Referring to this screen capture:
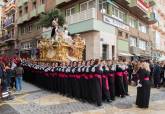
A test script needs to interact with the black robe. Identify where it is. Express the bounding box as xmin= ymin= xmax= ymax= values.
xmin=136 ymin=68 xmax=151 ymax=108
